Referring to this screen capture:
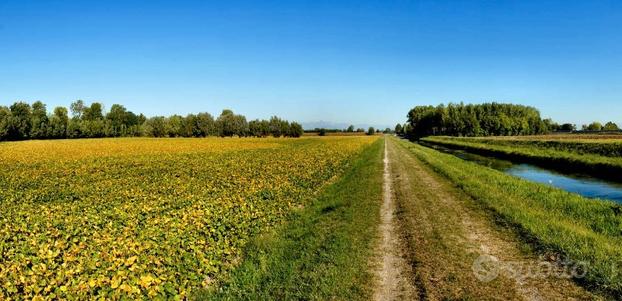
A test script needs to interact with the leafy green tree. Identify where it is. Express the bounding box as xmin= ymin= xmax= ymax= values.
xmin=194 ymin=113 xmax=215 ymax=137
xmin=145 ymin=117 xmax=167 ymax=137
xmin=559 ymin=123 xmax=575 ymax=131
xmin=70 ymin=100 xmax=85 ymax=119
xmin=216 ymin=109 xmax=248 ymax=137
xmin=0 ymin=100 xmax=304 ymax=140
xmin=407 ymin=102 xmax=548 ymax=138
xmin=268 ymin=116 xmax=289 ymax=137
xmin=586 ymin=122 xmax=603 ymax=131
xmin=8 ymin=102 xmax=32 ymax=140
xmin=106 ymin=104 xmax=129 ymax=136
xmin=166 ymin=115 xmax=184 ymax=137
xmin=603 ymin=122 xmax=619 ymax=131
xmin=287 ymin=122 xmax=304 ymax=137
xmin=346 ymin=125 xmax=355 ymax=132
xmin=394 ymin=123 xmax=403 ymax=135
xmin=82 ymin=102 xmax=104 ymax=121
xmin=67 ymin=119 xmax=82 ymax=138
xmin=48 ymin=107 xmax=69 ymax=138
xmin=366 ymin=127 xmax=375 ymax=135
xmin=0 ymin=106 xmax=10 ymax=141
xmin=29 ymin=101 xmax=48 ymax=139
